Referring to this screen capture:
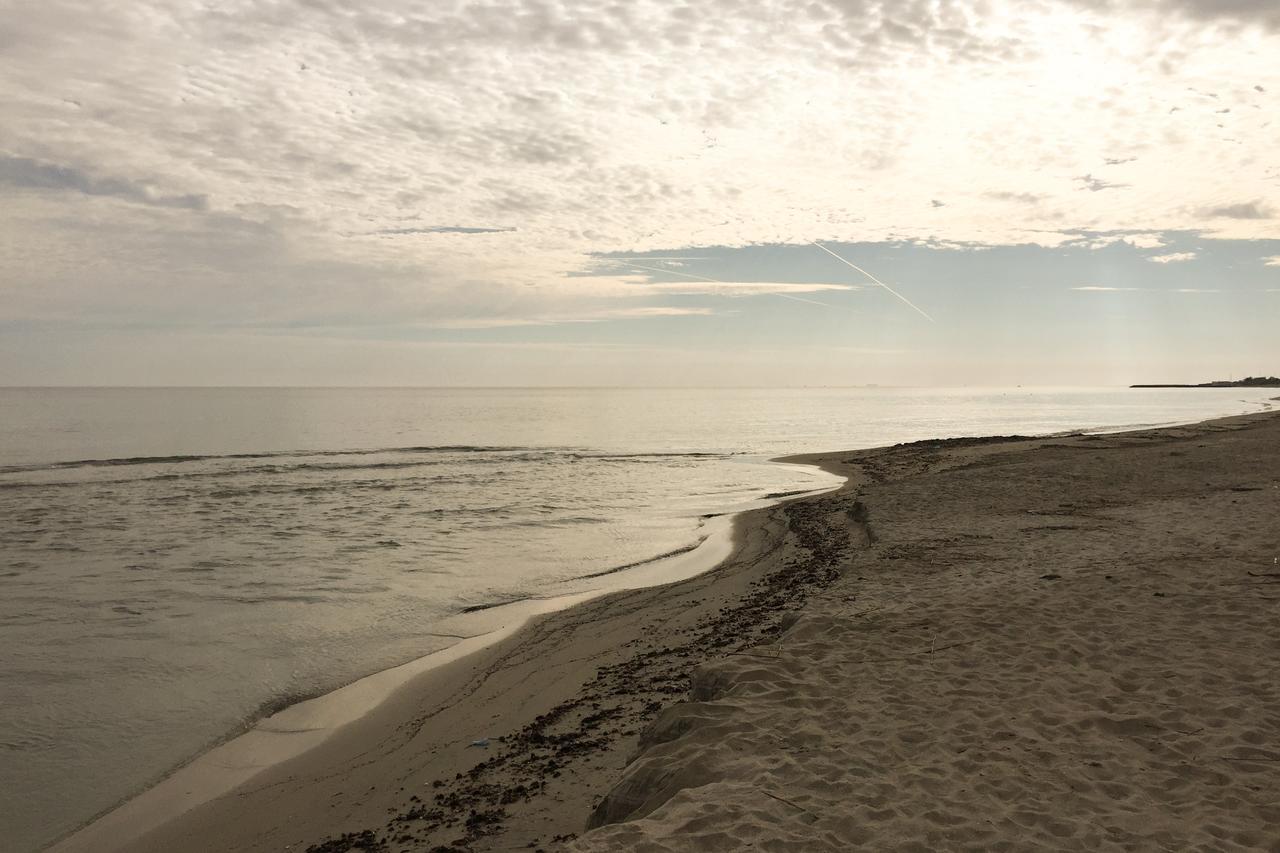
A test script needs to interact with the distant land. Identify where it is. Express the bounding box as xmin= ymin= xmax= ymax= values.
xmin=1131 ymin=376 xmax=1280 ymax=388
